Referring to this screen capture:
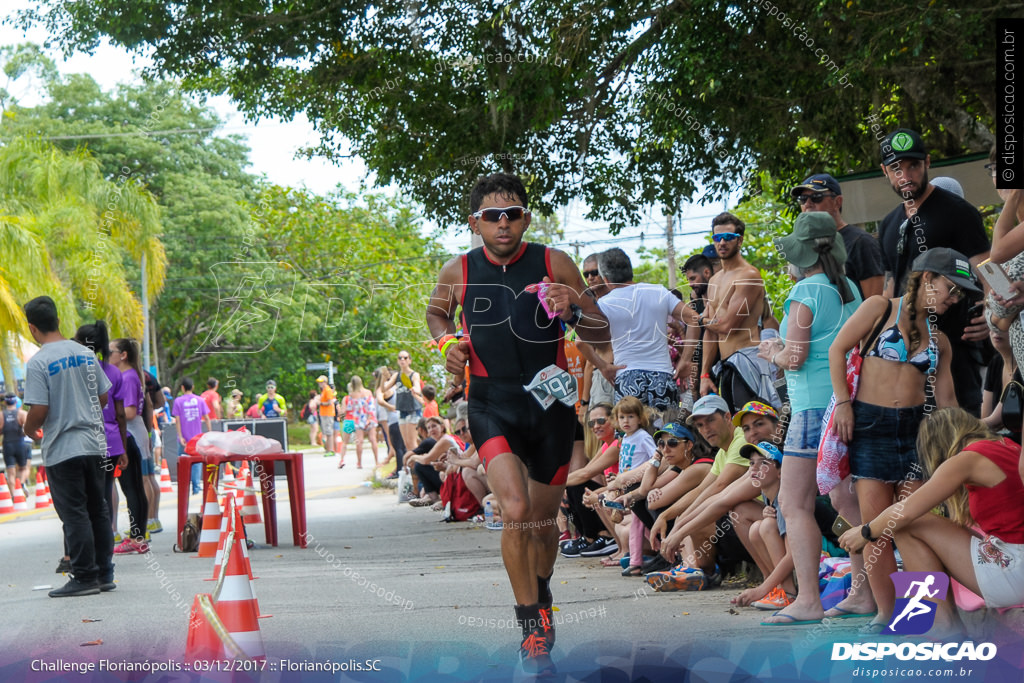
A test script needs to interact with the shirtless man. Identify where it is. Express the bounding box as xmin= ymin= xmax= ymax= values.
xmin=697 ymin=212 xmax=771 ymax=413
xmin=426 ymin=173 xmax=609 ymax=675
